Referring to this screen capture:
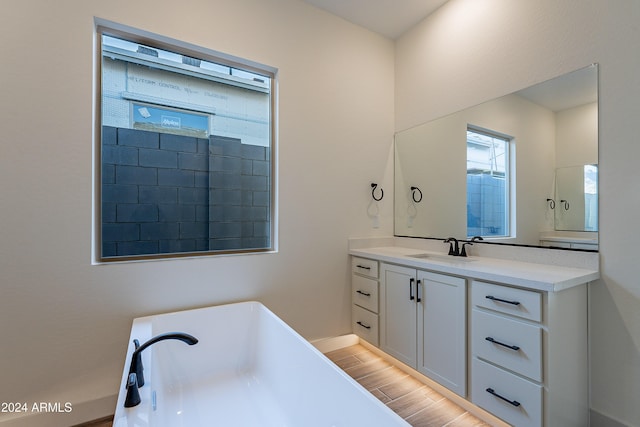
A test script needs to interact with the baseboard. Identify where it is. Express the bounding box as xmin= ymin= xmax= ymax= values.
xmin=590 ymin=408 xmax=634 ymax=427
xmin=0 ymin=395 xmax=116 ymax=427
